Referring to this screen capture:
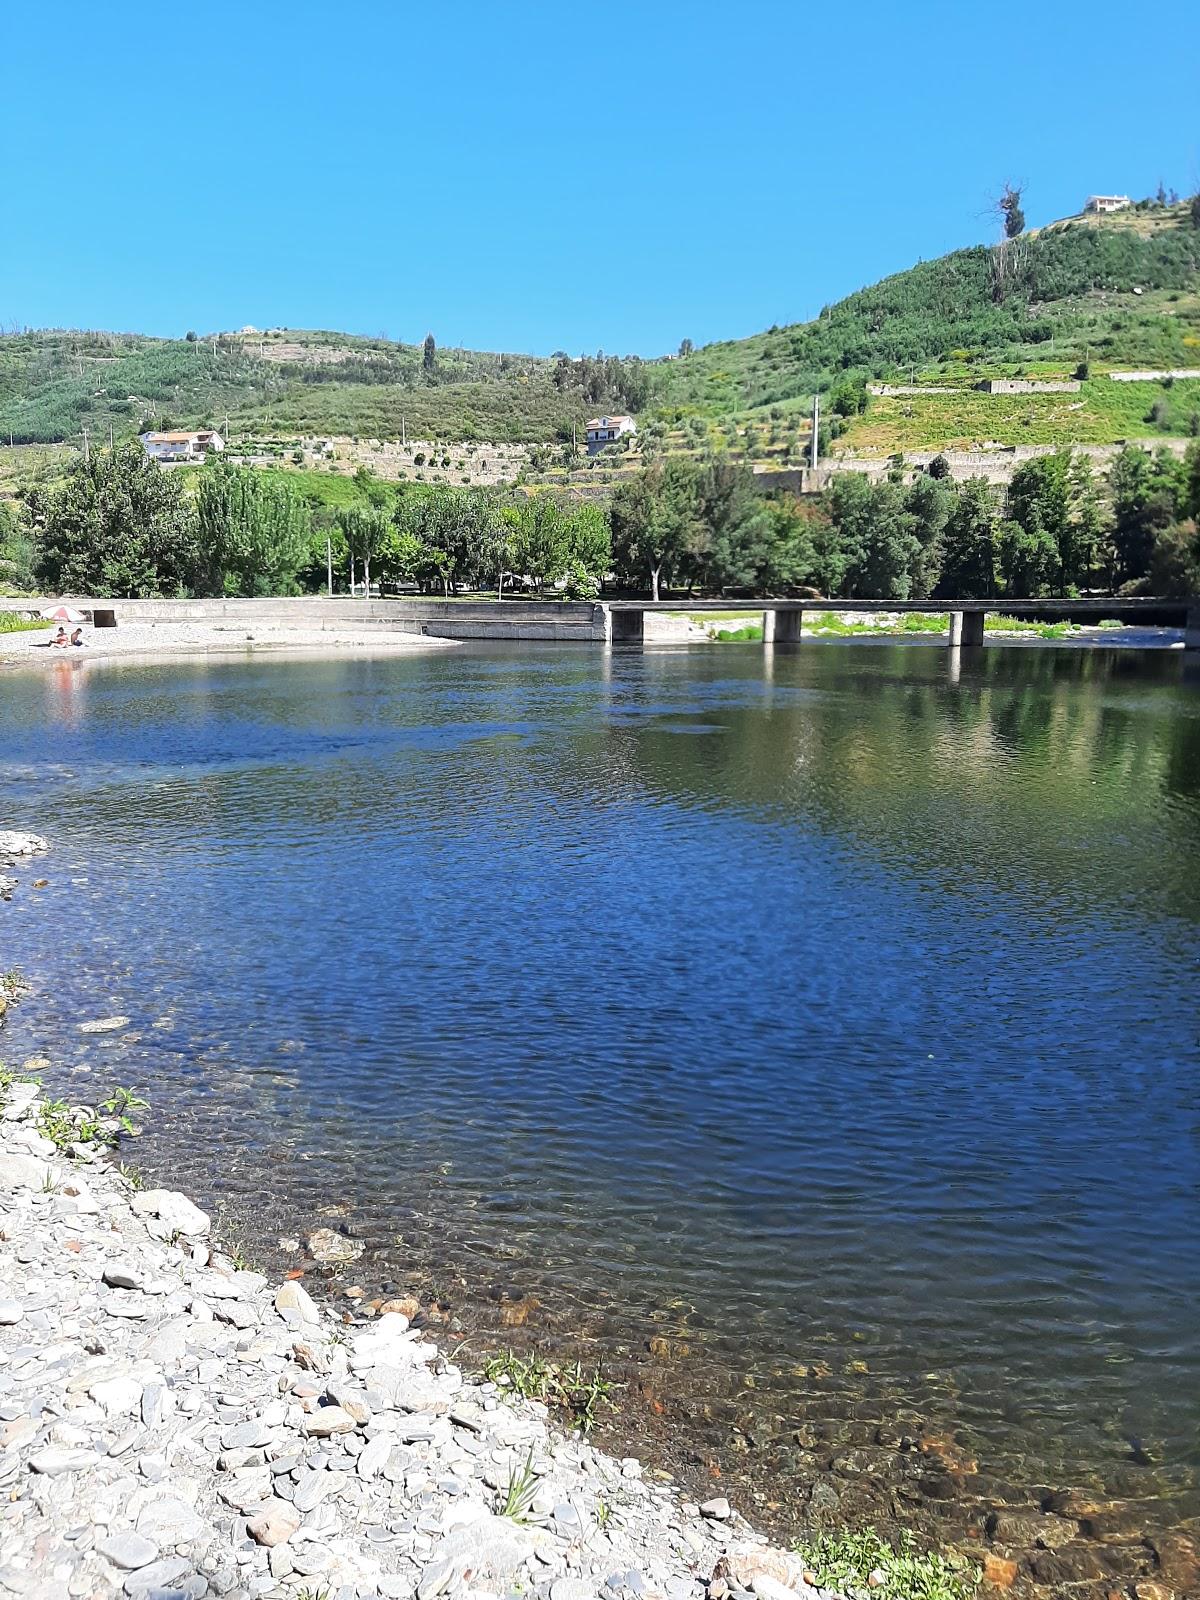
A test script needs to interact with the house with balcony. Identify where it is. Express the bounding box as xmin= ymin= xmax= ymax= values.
xmin=140 ymin=429 xmax=226 ymax=462
xmin=585 ymin=414 xmax=637 ymax=456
